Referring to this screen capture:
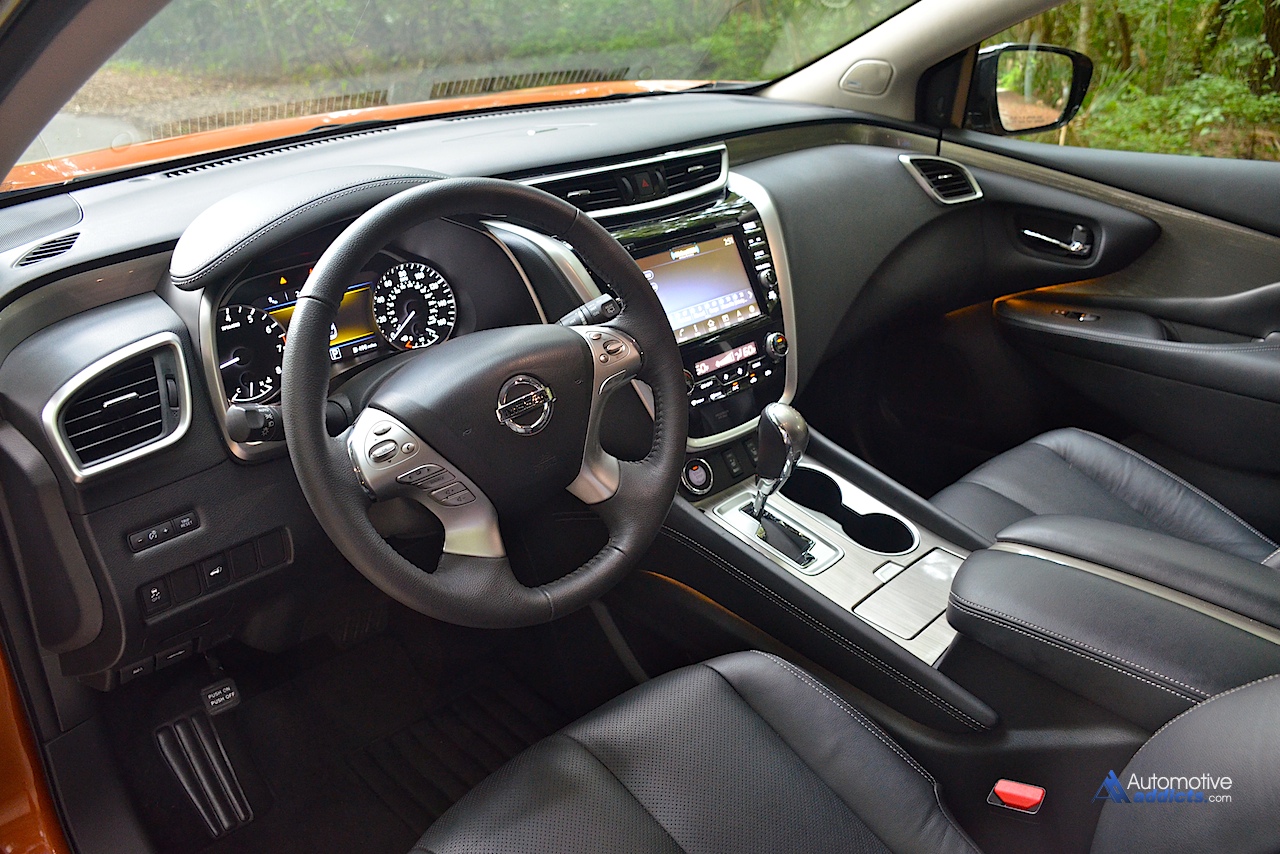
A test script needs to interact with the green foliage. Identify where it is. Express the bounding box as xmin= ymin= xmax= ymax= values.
xmin=992 ymin=0 xmax=1280 ymax=159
